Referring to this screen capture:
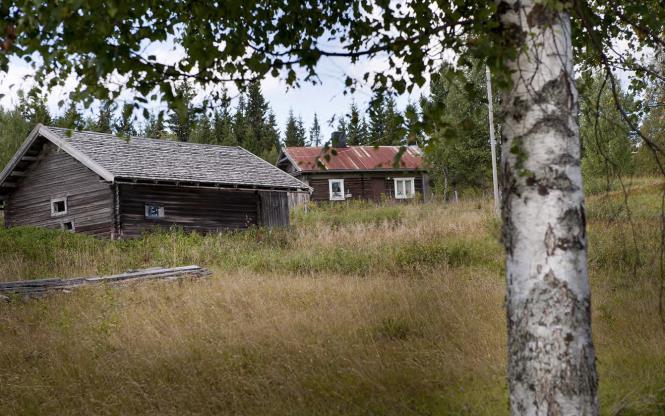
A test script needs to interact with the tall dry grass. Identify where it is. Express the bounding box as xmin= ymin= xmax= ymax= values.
xmin=0 ymin=191 xmax=664 ymax=415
